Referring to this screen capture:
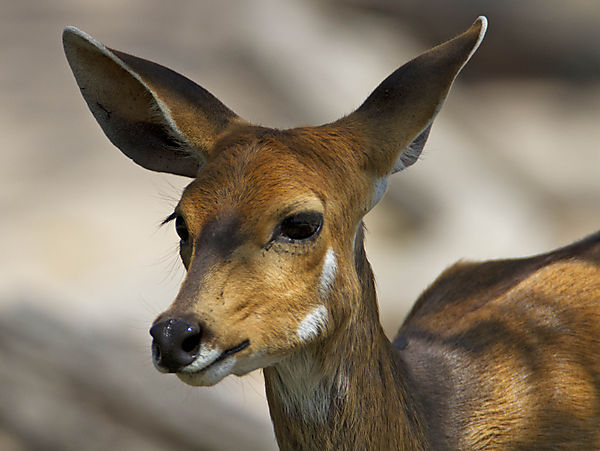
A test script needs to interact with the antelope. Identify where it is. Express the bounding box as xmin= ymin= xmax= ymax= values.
xmin=63 ymin=17 xmax=600 ymax=449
